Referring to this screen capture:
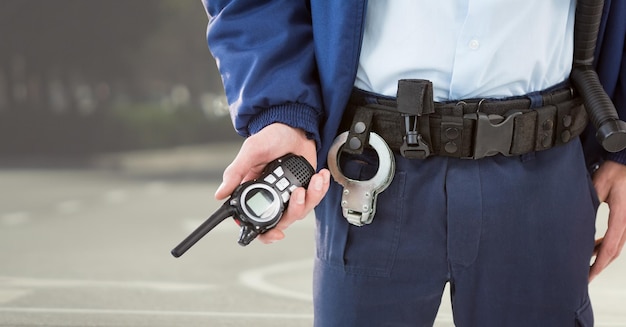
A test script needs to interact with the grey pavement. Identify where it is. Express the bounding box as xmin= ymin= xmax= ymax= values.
xmin=0 ymin=142 xmax=624 ymax=326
